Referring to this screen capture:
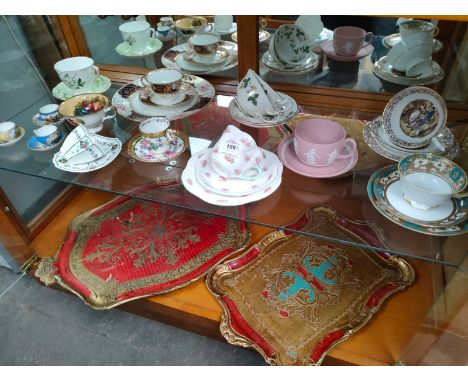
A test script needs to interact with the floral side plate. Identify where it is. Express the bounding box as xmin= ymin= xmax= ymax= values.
xmin=52 ymin=75 xmax=112 ymax=101
xmin=112 ymin=76 xmax=215 ymax=122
